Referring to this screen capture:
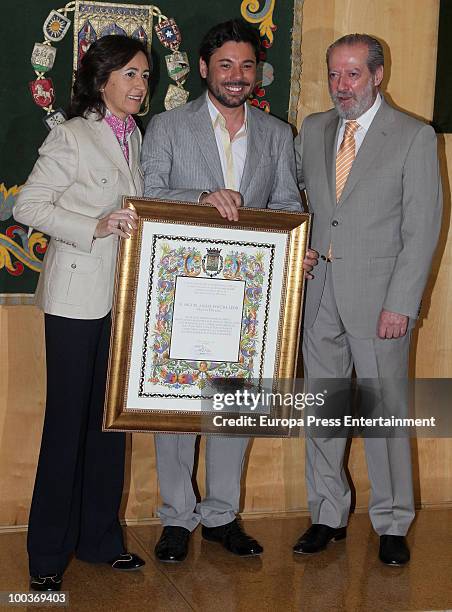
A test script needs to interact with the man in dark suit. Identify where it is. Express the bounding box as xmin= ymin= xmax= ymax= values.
xmin=293 ymin=34 xmax=442 ymax=565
